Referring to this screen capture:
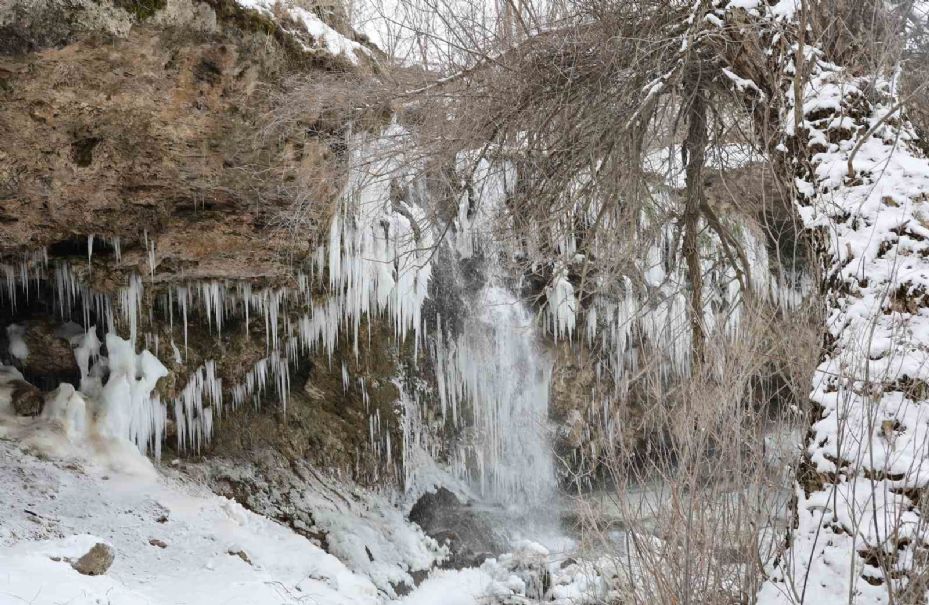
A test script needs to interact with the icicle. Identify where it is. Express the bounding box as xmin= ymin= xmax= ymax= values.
xmin=118 ymin=274 xmax=143 ymax=345
xmin=96 ymin=332 xmax=168 ymax=457
xmin=148 ymin=237 xmax=156 ymax=278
